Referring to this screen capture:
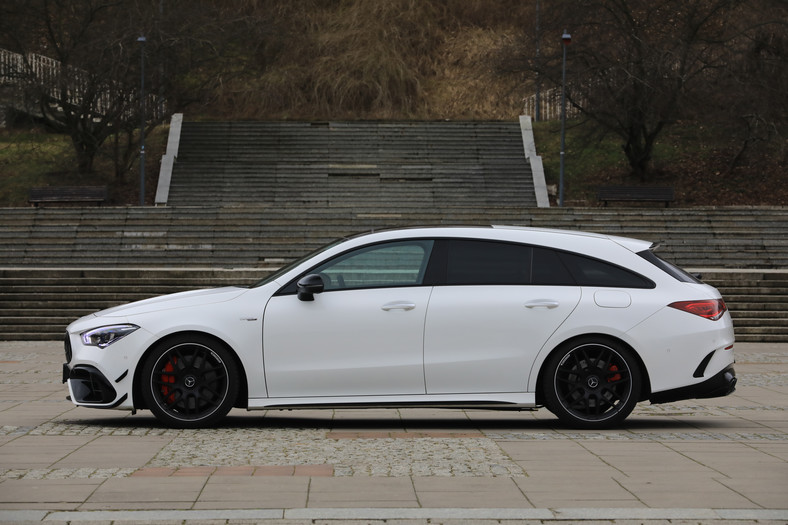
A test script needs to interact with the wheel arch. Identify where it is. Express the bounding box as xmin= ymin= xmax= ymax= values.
xmin=131 ymin=330 xmax=248 ymax=410
xmin=534 ymin=333 xmax=652 ymax=406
